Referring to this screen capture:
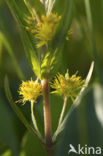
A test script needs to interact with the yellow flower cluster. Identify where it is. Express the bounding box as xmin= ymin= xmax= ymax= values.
xmin=26 ymin=13 xmax=61 ymax=48
xmin=18 ymin=80 xmax=42 ymax=104
xmin=51 ymin=71 xmax=85 ymax=101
